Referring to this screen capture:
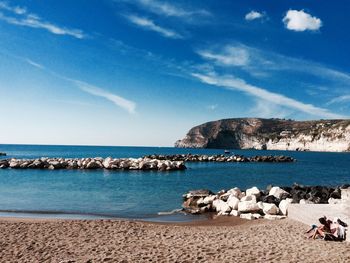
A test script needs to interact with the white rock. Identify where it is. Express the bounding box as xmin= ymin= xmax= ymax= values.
xmin=227 ymin=187 xmax=242 ymax=198
xmin=196 ymin=198 xmax=205 ymax=206
xmin=240 ymin=195 xmax=257 ymax=202
xmin=252 ymin=213 xmax=263 ymax=219
xmin=203 ymin=195 xmax=217 ymax=205
xmin=257 ymin=201 xmax=264 ymax=210
xmin=264 ymin=214 xmax=286 ymax=220
xmin=246 ymin=186 xmax=260 ymax=197
xmin=262 ymin=203 xmax=279 ymax=215
xmin=213 ymin=200 xmax=231 ymax=213
xmin=269 ymin=186 xmax=288 ymax=199
xmin=279 ymin=198 xmax=293 ymax=215
xmin=239 ymin=192 xmax=246 ymax=199
xmin=328 ymin=198 xmax=342 ymax=204
xmin=227 ymin=195 xmax=240 ymax=210
xmin=230 ymin=210 xmax=240 ymax=216
xmin=238 ymin=201 xmax=260 ymax=213
xmin=102 ymin=157 xmax=112 ymax=169
xmin=240 ymin=213 xmax=255 ymax=220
